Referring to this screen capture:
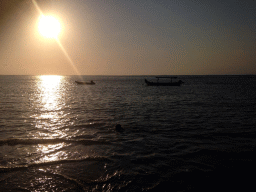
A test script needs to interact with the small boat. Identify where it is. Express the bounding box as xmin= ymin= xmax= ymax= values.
xmin=145 ymin=77 xmax=184 ymax=86
xmin=75 ymin=80 xmax=95 ymax=85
